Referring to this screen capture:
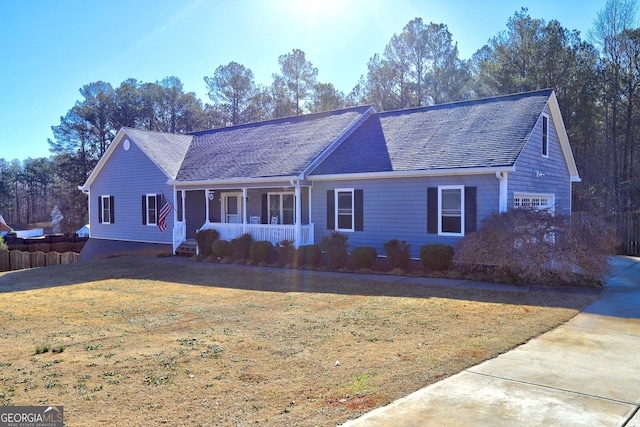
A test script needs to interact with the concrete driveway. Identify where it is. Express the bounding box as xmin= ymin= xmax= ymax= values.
xmin=342 ymin=256 xmax=640 ymax=427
